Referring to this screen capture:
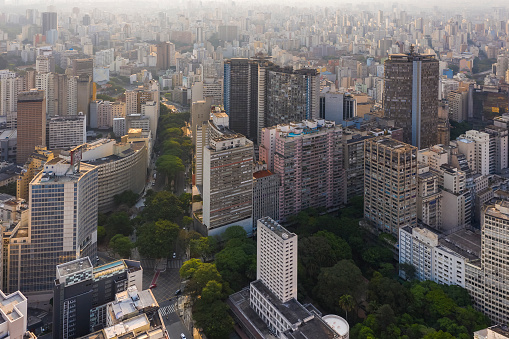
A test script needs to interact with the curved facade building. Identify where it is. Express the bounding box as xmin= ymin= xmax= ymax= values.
xmin=83 ymin=140 xmax=147 ymax=212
